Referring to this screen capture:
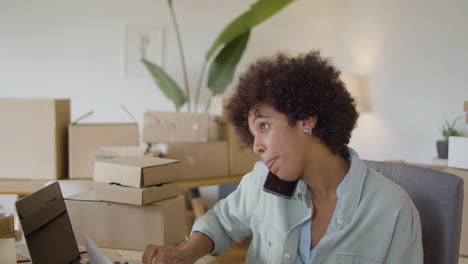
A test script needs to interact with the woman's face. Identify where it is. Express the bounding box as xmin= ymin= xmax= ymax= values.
xmin=247 ymin=105 xmax=311 ymax=181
